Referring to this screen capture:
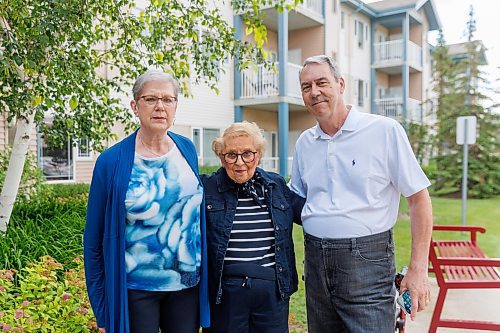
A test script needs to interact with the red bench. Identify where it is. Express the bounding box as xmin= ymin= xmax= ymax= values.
xmin=428 ymin=225 xmax=500 ymax=332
